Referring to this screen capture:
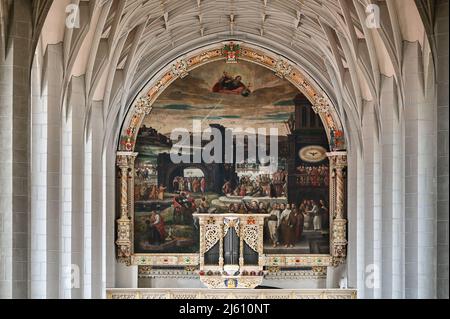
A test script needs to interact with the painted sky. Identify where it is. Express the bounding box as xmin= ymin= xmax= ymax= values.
xmin=142 ymin=60 xmax=299 ymax=136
